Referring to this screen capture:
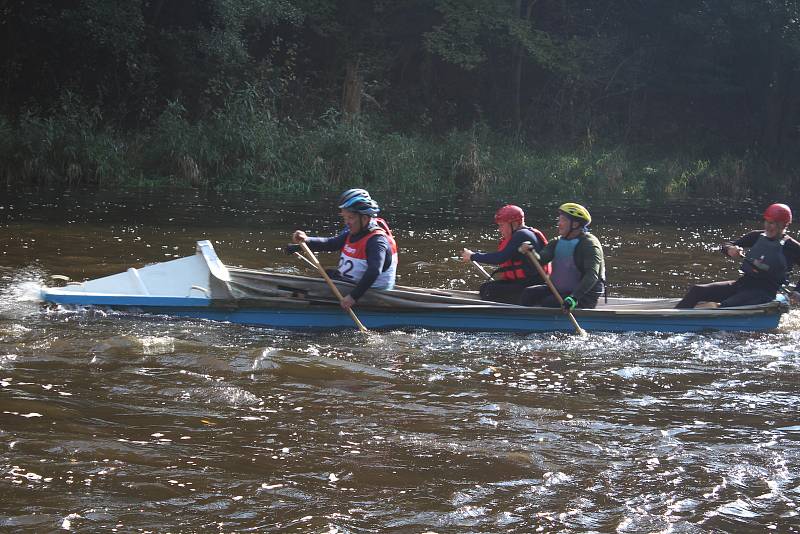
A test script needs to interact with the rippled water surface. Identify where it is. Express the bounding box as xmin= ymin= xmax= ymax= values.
xmin=2 ymin=190 xmax=800 ymax=532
